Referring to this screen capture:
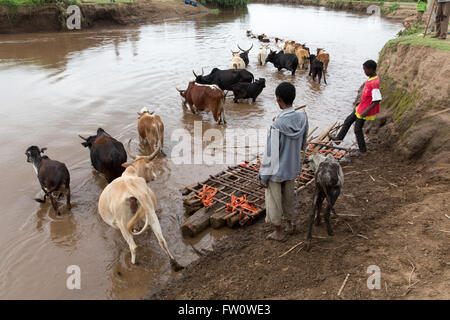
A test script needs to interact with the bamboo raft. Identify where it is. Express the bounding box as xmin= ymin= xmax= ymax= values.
xmin=180 ymin=120 xmax=351 ymax=237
